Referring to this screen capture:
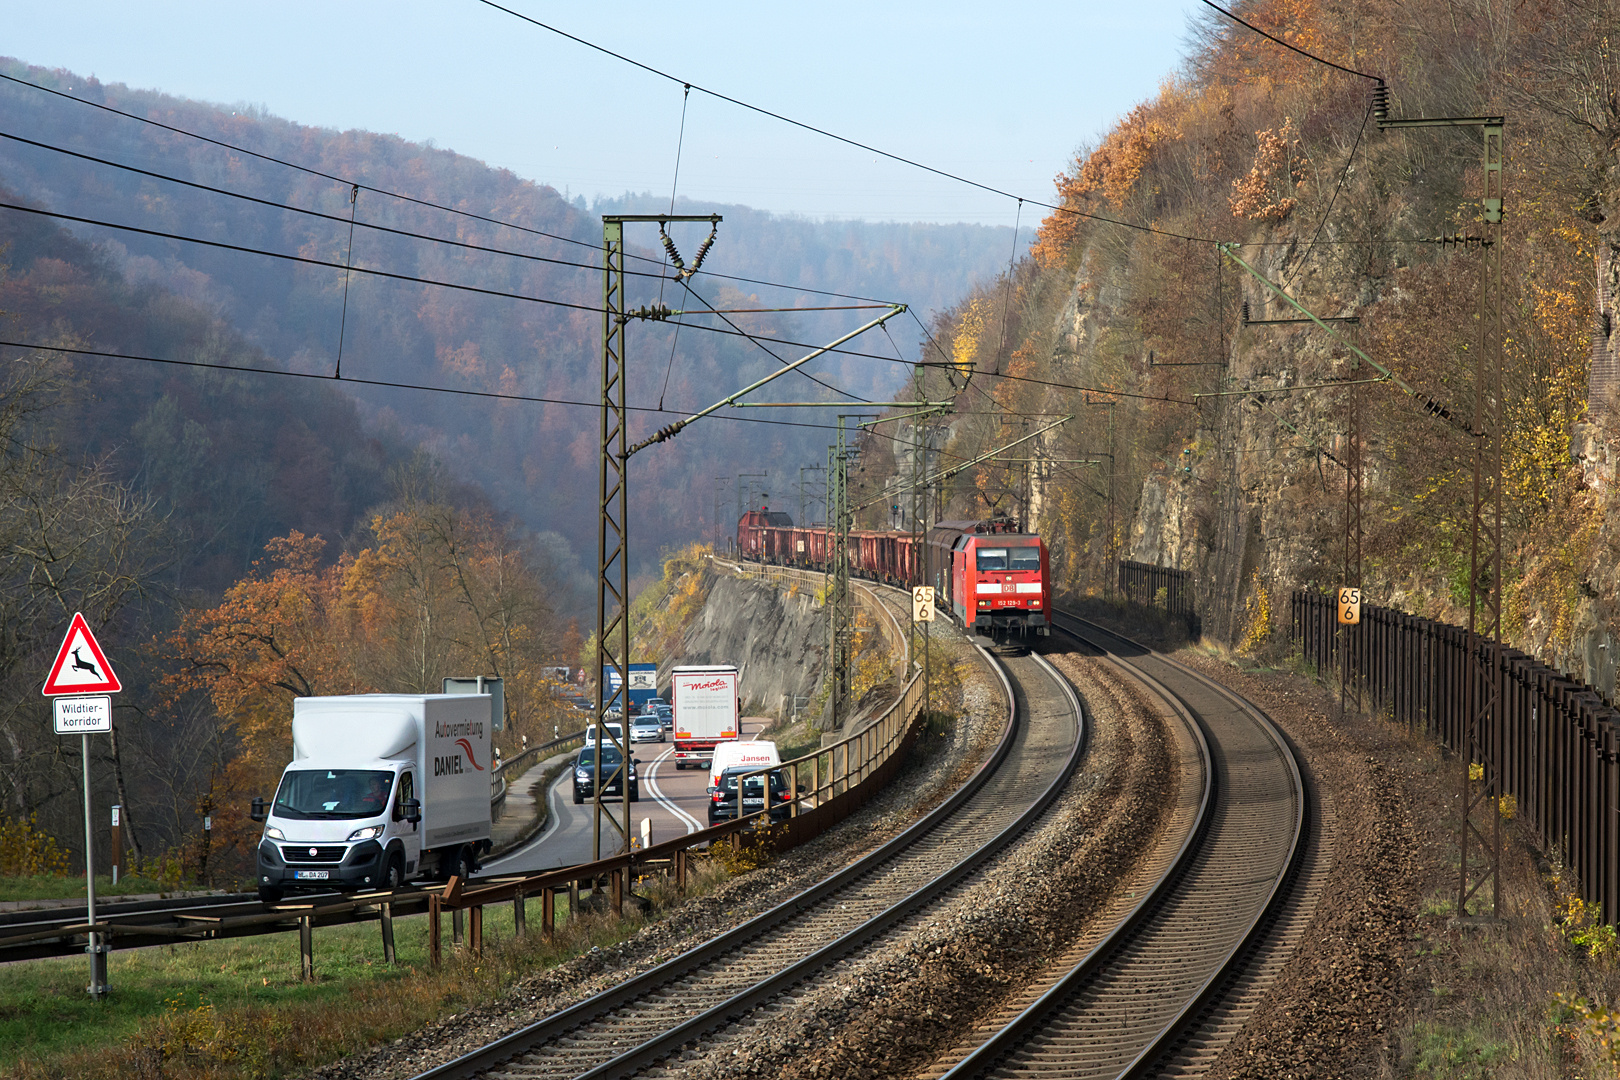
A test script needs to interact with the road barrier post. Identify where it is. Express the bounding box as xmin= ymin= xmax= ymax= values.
xmin=380 ymin=901 xmax=396 ymax=964
xmin=428 ymin=894 xmax=442 ymax=968
xmin=299 ymin=915 xmax=314 ymax=983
